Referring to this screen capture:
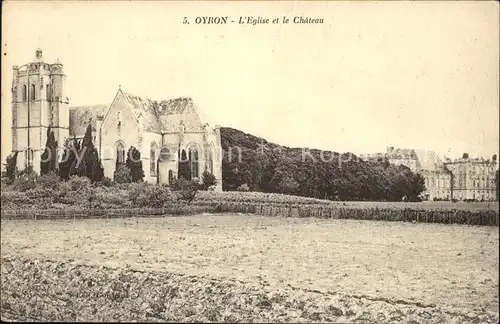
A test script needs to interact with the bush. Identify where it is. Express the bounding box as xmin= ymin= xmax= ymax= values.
xmin=237 ymin=183 xmax=250 ymax=192
xmin=170 ymin=178 xmax=199 ymax=203
xmin=12 ymin=168 xmax=38 ymax=192
xmin=3 ymin=152 xmax=18 ymax=185
xmin=37 ymin=171 xmax=61 ymax=190
xmin=60 ymin=176 xmax=92 ymax=192
xmin=129 ymin=182 xmax=177 ymax=208
xmin=200 ymin=171 xmax=217 ymax=190
xmin=90 ymin=186 xmax=130 ymax=209
xmin=114 ymin=164 xmax=132 ymax=184
xmin=0 ymin=191 xmax=33 ymax=209
xmin=100 ymin=177 xmax=115 ymax=187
